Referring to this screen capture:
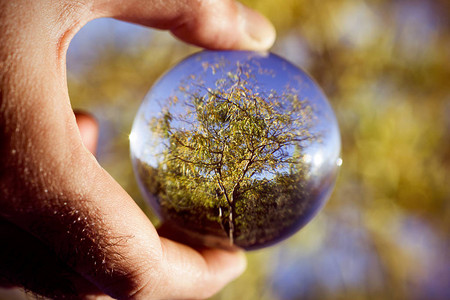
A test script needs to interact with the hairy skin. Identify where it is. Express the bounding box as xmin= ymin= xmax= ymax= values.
xmin=0 ymin=0 xmax=275 ymax=299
